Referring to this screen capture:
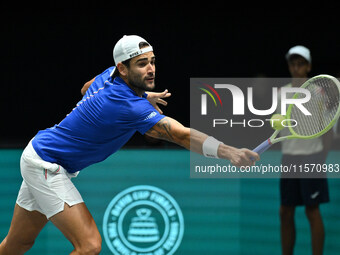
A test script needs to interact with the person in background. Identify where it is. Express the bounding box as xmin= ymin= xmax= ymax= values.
xmin=279 ymin=45 xmax=333 ymax=255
